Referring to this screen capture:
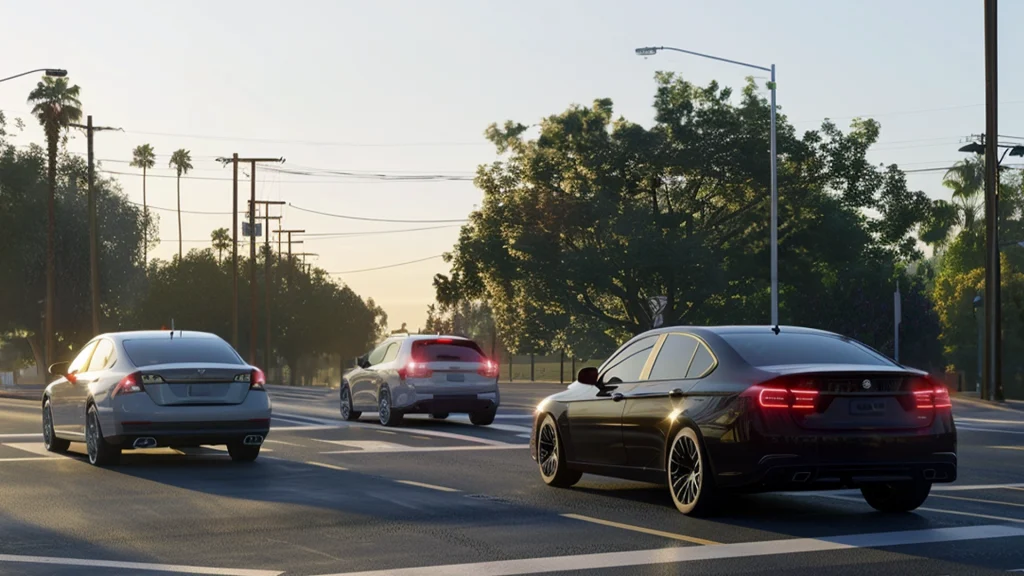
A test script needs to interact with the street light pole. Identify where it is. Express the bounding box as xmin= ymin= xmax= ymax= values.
xmin=983 ymin=0 xmax=1001 ymax=402
xmin=0 ymin=68 xmax=66 ymax=84
xmin=636 ymin=45 xmax=779 ymax=326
